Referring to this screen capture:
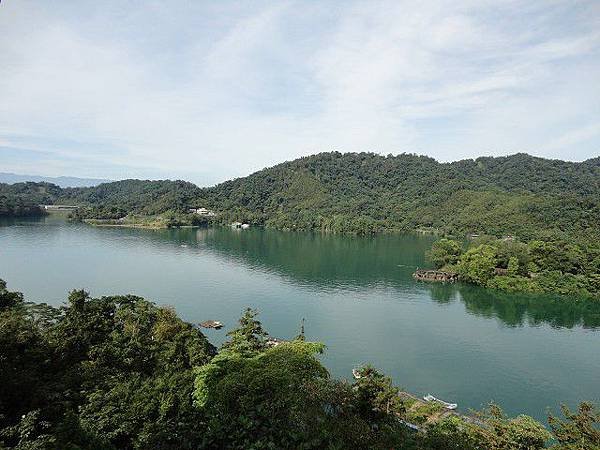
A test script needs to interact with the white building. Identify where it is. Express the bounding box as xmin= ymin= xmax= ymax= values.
xmin=189 ymin=207 xmax=216 ymax=216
